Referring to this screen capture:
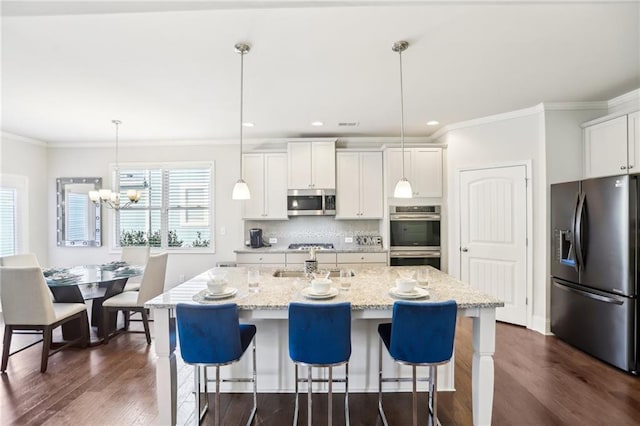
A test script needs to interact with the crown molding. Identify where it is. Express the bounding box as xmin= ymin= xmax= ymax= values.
xmin=1 ymin=131 xmax=48 ymax=147
xmin=542 ymin=101 xmax=608 ymax=111
xmin=608 ymin=88 xmax=640 ymax=109
xmin=431 ymin=104 xmax=545 ymax=140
